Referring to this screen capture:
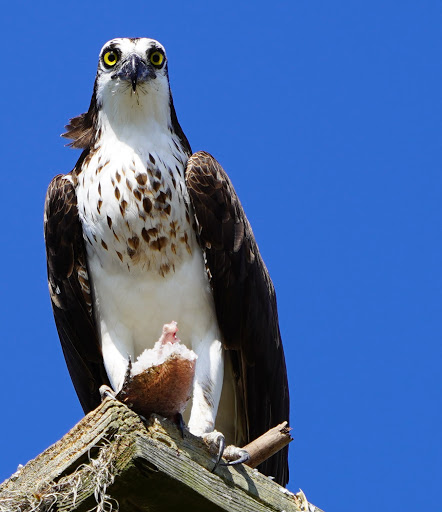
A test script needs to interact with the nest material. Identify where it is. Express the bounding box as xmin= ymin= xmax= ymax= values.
xmin=0 ymin=441 xmax=118 ymax=512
